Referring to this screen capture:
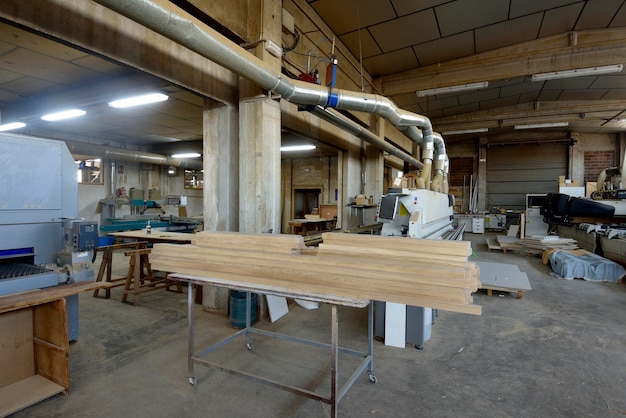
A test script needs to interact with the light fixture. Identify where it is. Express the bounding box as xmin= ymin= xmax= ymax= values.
xmin=442 ymin=128 xmax=488 ymax=135
xmin=531 ymin=64 xmax=623 ymax=82
xmin=167 ymin=165 xmax=176 ymax=176
xmin=171 ymin=152 xmax=201 ymax=158
xmin=417 ymin=81 xmax=489 ymax=97
xmin=280 ymin=144 xmax=316 ymax=152
xmin=514 ymin=122 xmax=569 ymax=130
xmin=41 ymin=109 xmax=86 ymax=121
xmin=108 ymin=93 xmax=169 ymax=108
xmin=0 ymin=122 xmax=26 ymax=131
